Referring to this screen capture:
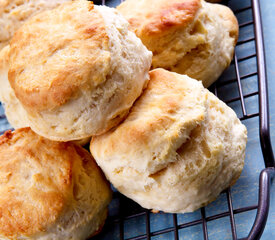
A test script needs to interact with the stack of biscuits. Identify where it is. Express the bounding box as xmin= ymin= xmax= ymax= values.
xmin=0 ymin=0 xmax=247 ymax=239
